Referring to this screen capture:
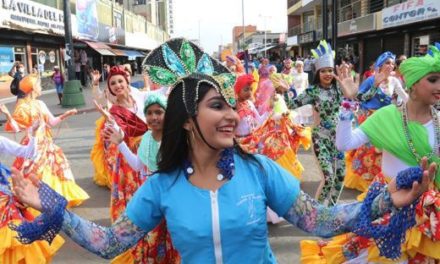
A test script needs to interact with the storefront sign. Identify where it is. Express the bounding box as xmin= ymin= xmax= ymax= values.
xmin=0 ymin=46 xmax=14 ymax=74
xmin=382 ymin=0 xmax=440 ymax=28
xmin=0 ymin=0 xmax=64 ymax=34
xmin=298 ymin=31 xmax=315 ymax=44
xmin=338 ymin=13 xmax=376 ymax=37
